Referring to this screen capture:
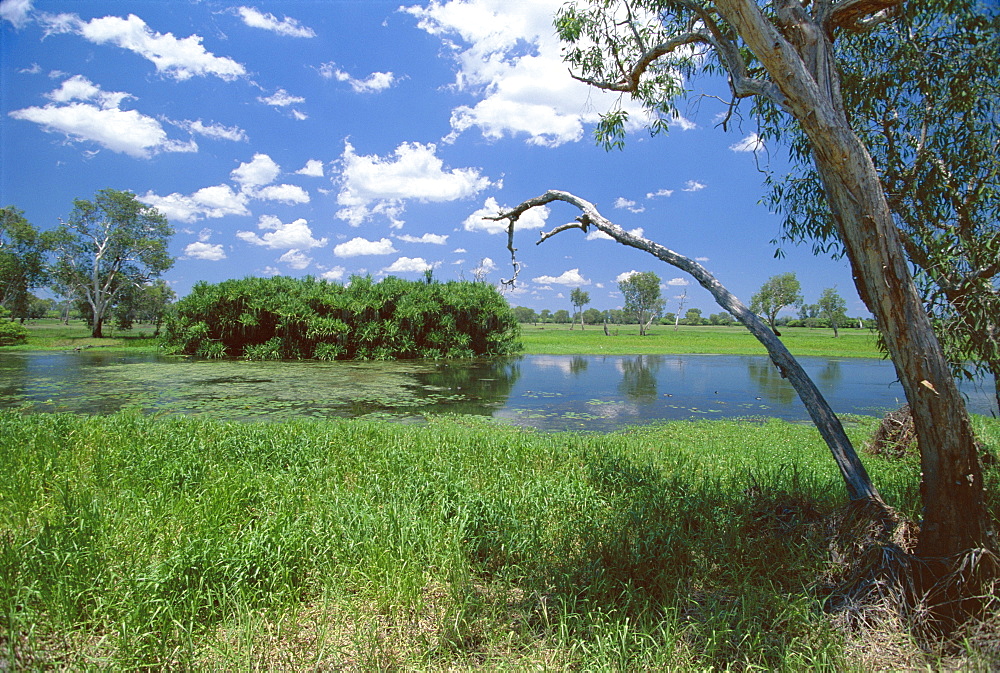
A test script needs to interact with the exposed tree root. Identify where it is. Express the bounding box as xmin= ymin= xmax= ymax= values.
xmin=818 ymin=497 xmax=1000 ymax=661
